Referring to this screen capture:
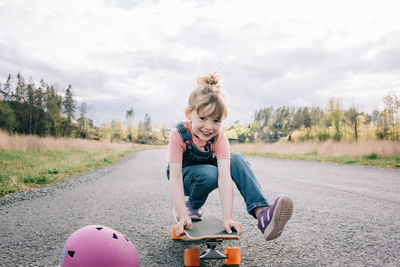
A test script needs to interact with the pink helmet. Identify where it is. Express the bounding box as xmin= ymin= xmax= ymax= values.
xmin=59 ymin=225 xmax=140 ymax=267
